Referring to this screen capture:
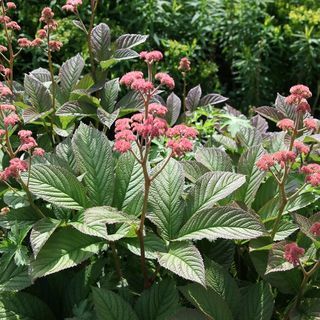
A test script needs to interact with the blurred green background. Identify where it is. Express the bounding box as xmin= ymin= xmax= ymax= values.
xmin=3 ymin=0 xmax=320 ymax=113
